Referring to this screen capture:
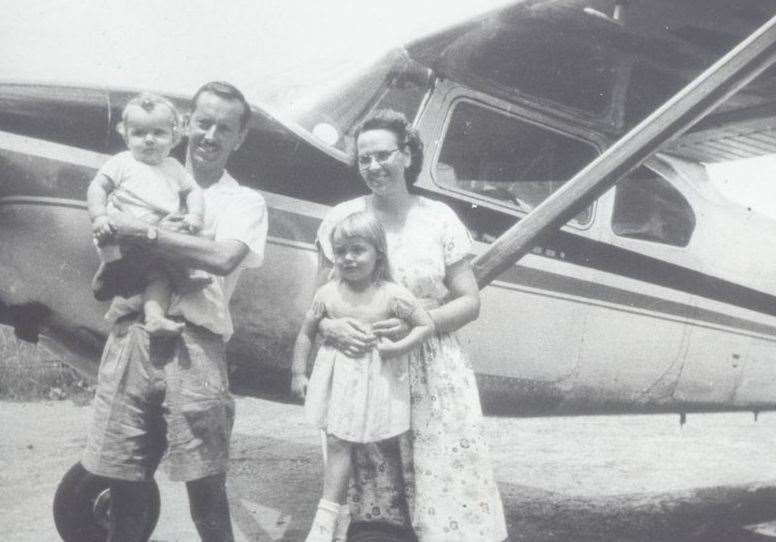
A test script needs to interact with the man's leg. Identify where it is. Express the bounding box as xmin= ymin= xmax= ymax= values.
xmin=108 ymin=479 xmax=158 ymax=542
xmin=186 ymin=473 xmax=234 ymax=542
